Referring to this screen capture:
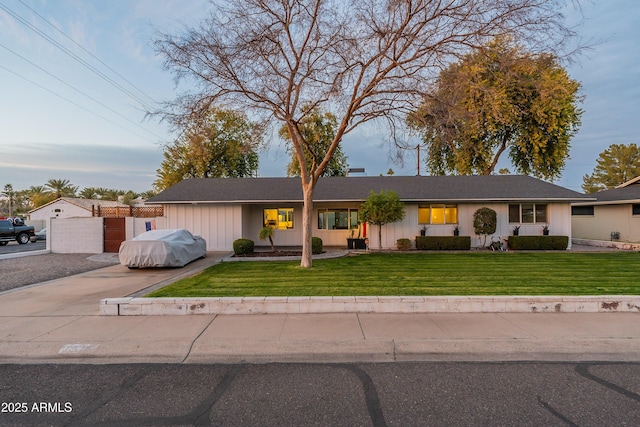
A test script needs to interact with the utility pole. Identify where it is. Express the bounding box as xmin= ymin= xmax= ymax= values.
xmin=3 ymin=184 xmax=14 ymax=217
xmin=416 ymin=145 xmax=421 ymax=176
